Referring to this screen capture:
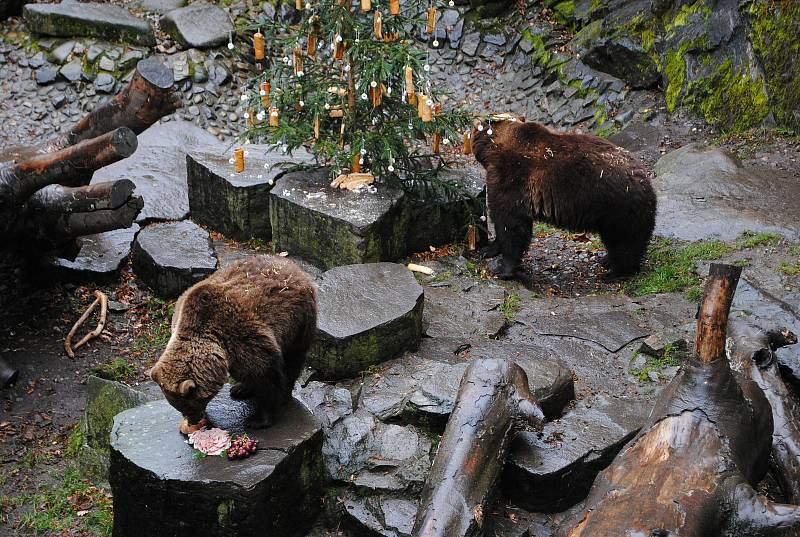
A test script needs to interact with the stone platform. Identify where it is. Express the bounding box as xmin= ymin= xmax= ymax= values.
xmin=187 ymin=145 xmax=314 ymax=241
xmin=110 ymin=385 xmax=324 ymax=537
xmin=308 ymin=263 xmax=424 ymax=379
